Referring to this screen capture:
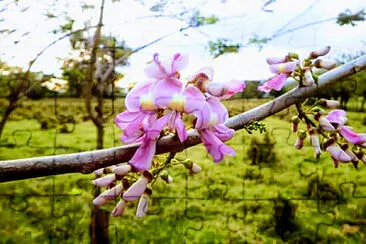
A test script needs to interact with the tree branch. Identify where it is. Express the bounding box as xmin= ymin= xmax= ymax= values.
xmin=0 ymin=55 xmax=365 ymax=182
